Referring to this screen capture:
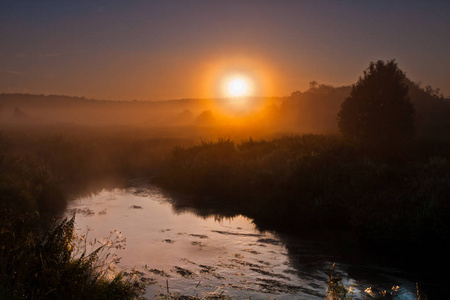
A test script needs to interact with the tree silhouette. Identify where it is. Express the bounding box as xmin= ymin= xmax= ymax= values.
xmin=338 ymin=60 xmax=415 ymax=150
